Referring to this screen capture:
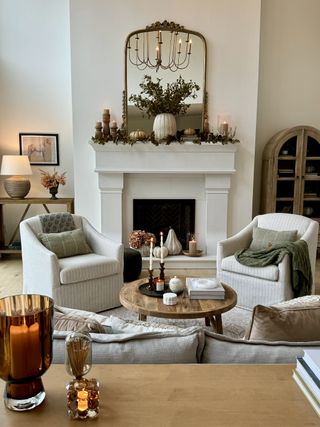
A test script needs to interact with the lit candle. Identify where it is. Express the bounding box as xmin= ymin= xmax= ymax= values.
xmin=160 ymin=231 xmax=164 ymax=263
xmin=188 ymin=38 xmax=192 ymax=54
xmin=156 ymin=279 xmax=164 ymax=292
xmin=178 ymin=39 xmax=182 ymax=53
xmin=10 ymin=324 xmax=29 ymax=379
xmin=189 ymin=238 xmax=197 ymax=255
xmin=28 ymin=322 xmax=41 ymax=376
xmin=220 ymin=121 xmax=229 ymax=135
xmin=149 ymin=238 xmax=153 ymax=270
xmin=103 ymin=109 xmax=110 ymax=115
xmin=110 ymin=120 xmax=117 ymax=129
xmin=77 ymin=389 xmax=89 ymax=412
